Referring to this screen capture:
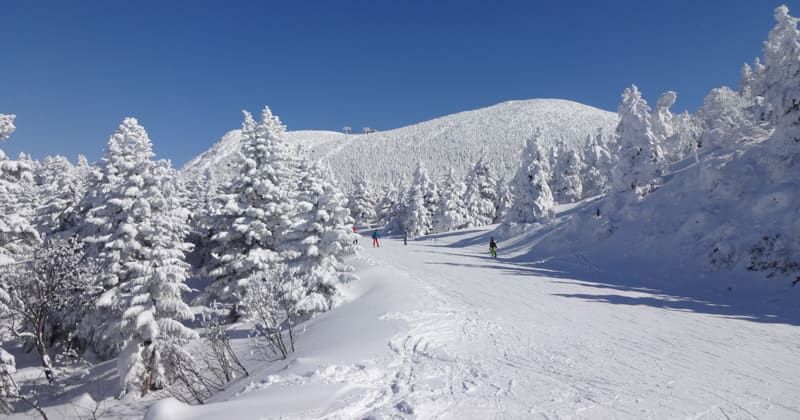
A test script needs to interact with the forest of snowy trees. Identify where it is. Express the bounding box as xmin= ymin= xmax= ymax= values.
xmin=0 ymin=108 xmax=357 ymax=411
xmin=2 ymin=3 xmax=800 ymax=416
